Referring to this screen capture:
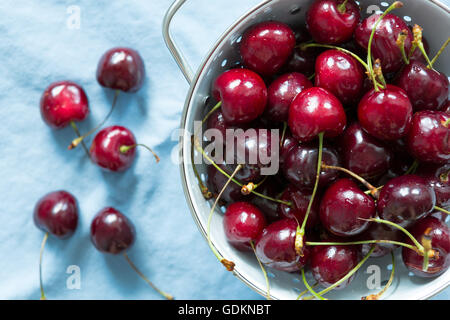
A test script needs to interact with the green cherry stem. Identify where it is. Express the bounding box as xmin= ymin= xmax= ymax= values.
xmin=39 ymin=232 xmax=49 ymax=300
xmin=434 ymin=206 xmax=450 ymax=215
xmin=296 ymin=282 xmax=318 ymax=300
xmin=396 ymin=29 xmax=410 ymax=64
xmin=190 ymin=135 xmax=213 ymax=200
xmin=119 ymin=144 xmax=160 ymax=163
xmin=305 ymin=239 xmax=418 ymax=253
xmin=69 ymin=121 xmax=91 ymax=158
xmin=202 ymin=101 xmax=222 ymax=124
xmin=362 ymin=252 xmax=395 ymax=300
xmin=250 ymin=240 xmax=271 ymax=300
xmin=301 ymin=269 xmax=326 ymax=300
xmin=429 ymin=37 xmax=450 ymax=68
xmin=404 ymin=160 xmax=419 ymax=175
xmin=337 ymin=0 xmax=349 ymax=14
